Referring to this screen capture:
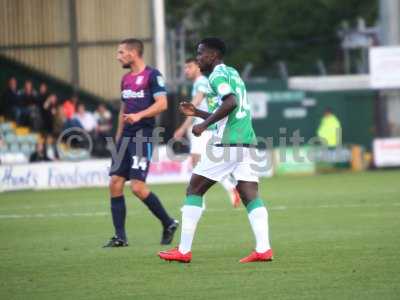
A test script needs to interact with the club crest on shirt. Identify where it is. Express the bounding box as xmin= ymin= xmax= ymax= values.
xmin=217 ymin=83 xmax=232 ymax=96
xmin=136 ymin=76 xmax=144 ymax=85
